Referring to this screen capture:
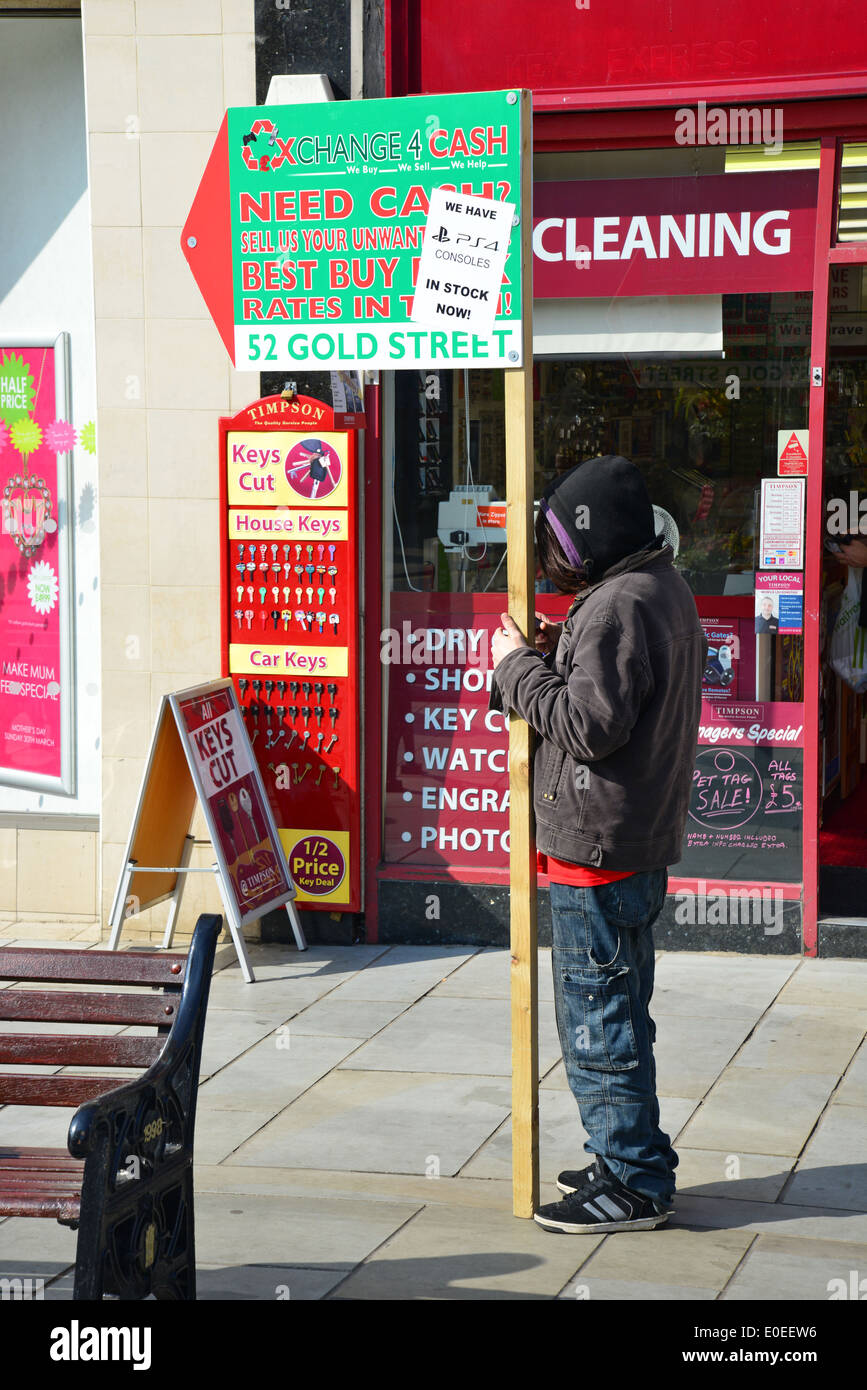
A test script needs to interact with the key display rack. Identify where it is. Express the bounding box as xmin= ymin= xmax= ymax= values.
xmin=219 ymin=393 xmax=364 ymax=911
